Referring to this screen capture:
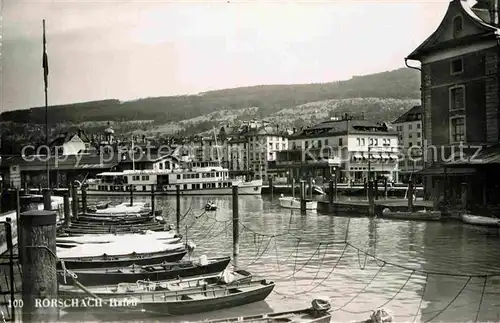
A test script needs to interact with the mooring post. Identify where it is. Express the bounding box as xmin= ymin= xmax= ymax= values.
xmin=368 ymin=180 xmax=375 ymax=217
xmin=71 ymin=182 xmax=79 ymax=219
xmin=63 ymin=192 xmax=70 ymax=227
xmin=300 ymin=180 xmax=306 ymax=214
xmin=151 ymin=184 xmax=156 ymax=222
xmin=5 ymin=218 xmax=14 ymax=322
xmin=374 ymin=179 xmax=379 ymax=200
xmin=20 ymin=209 xmax=58 ymax=322
xmin=19 ymin=197 xmax=37 ymax=263
xmin=269 ymin=176 xmax=274 ymax=201
xmin=176 ymin=185 xmax=181 ymax=233
xmin=43 ymin=188 xmax=52 ymax=211
xmin=232 ymin=184 xmax=239 ymax=265
xmin=334 ymin=173 xmax=338 ymax=201
xmin=364 ymin=178 xmax=368 ymax=200
xmin=38 ymin=184 xmax=42 ymax=194
xmin=384 ymin=177 xmax=388 ymax=199
xmin=308 ymin=177 xmax=313 ymax=199
xmin=129 ymin=184 xmax=134 ymax=206
xmin=329 ymin=179 xmax=334 ymax=205
xmin=81 ymin=184 xmax=87 ymax=213
xmin=292 ymin=178 xmax=296 ymax=198
xmin=15 ymin=188 xmax=21 ymax=248
xmin=408 ymin=178 xmax=414 ymax=212
xmin=24 ymin=182 xmax=28 ymax=196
